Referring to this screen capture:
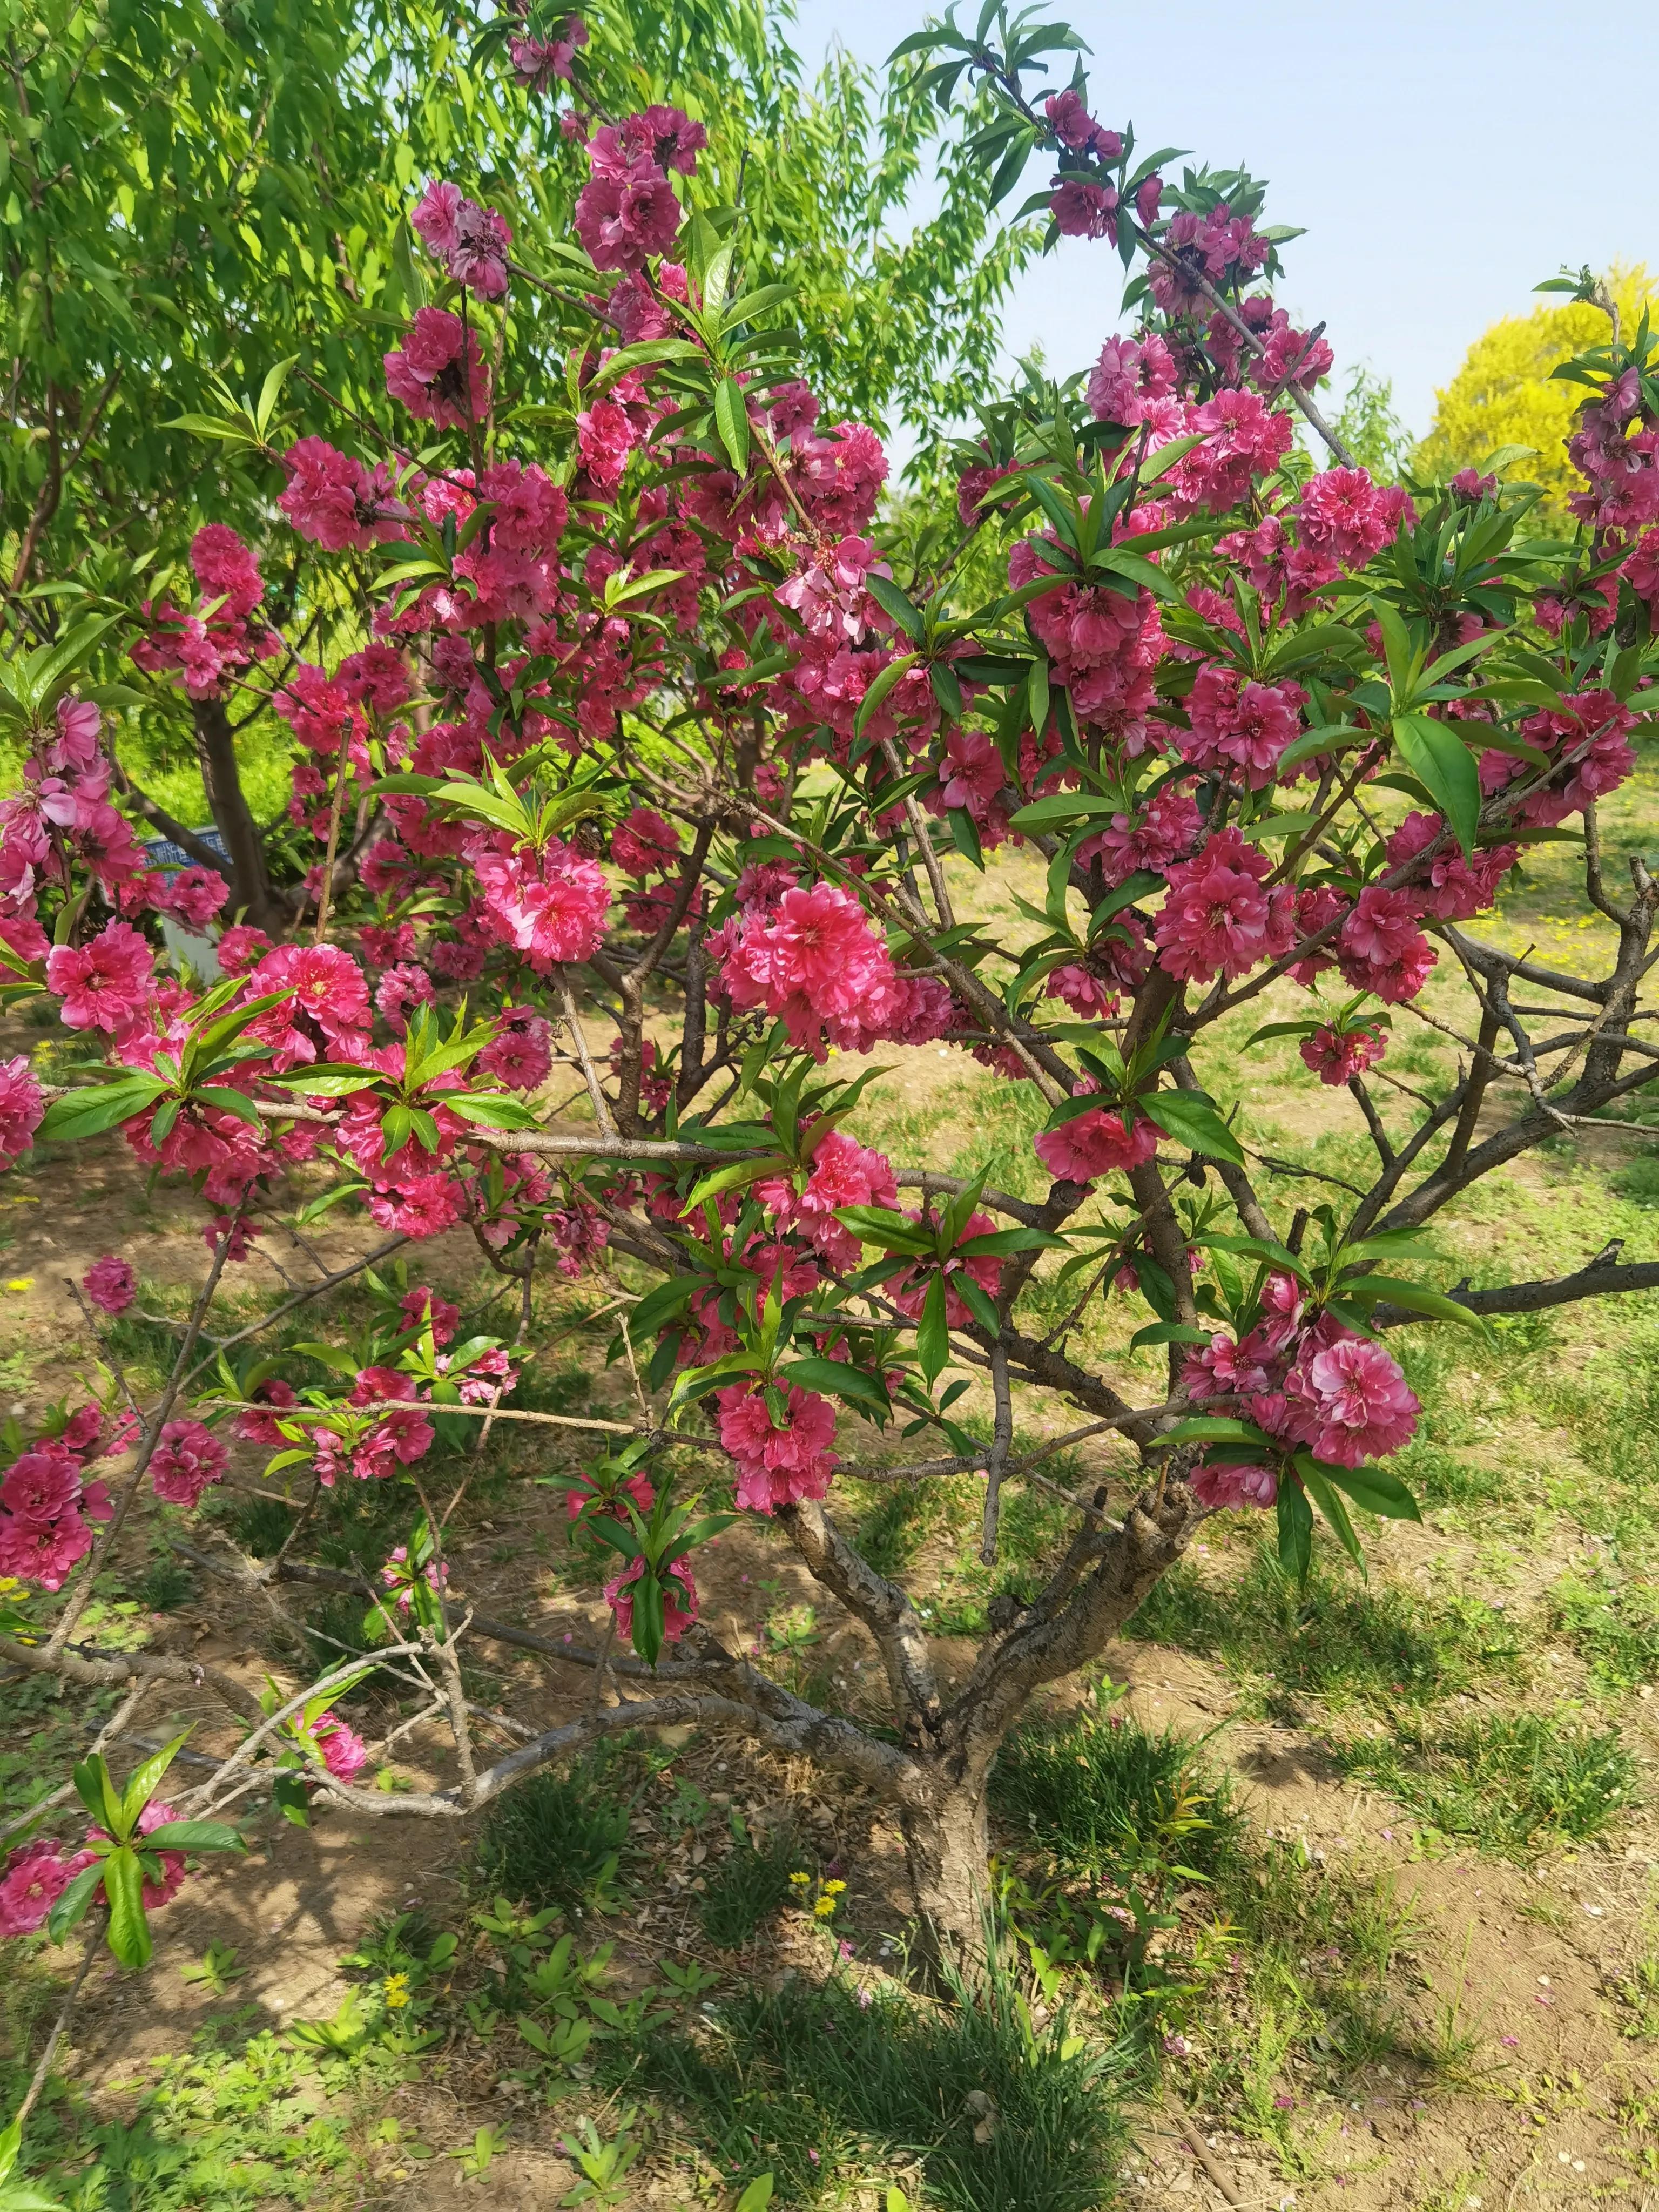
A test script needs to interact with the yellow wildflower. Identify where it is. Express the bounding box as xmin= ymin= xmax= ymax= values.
xmin=813 ymin=1896 xmax=837 ymax=1919
xmin=382 ymin=1972 xmax=412 ymax=2009
xmin=6 ymin=1278 xmax=32 ymax=1293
